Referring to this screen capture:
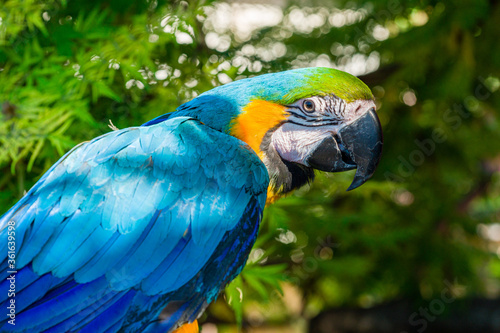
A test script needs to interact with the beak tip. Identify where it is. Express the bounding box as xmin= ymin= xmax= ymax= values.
xmin=346 ymin=178 xmax=364 ymax=191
